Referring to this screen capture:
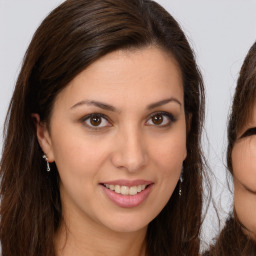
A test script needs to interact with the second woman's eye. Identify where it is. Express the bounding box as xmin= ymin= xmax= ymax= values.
xmin=240 ymin=127 xmax=256 ymax=139
xmin=83 ymin=114 xmax=111 ymax=129
xmin=146 ymin=112 xmax=176 ymax=127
